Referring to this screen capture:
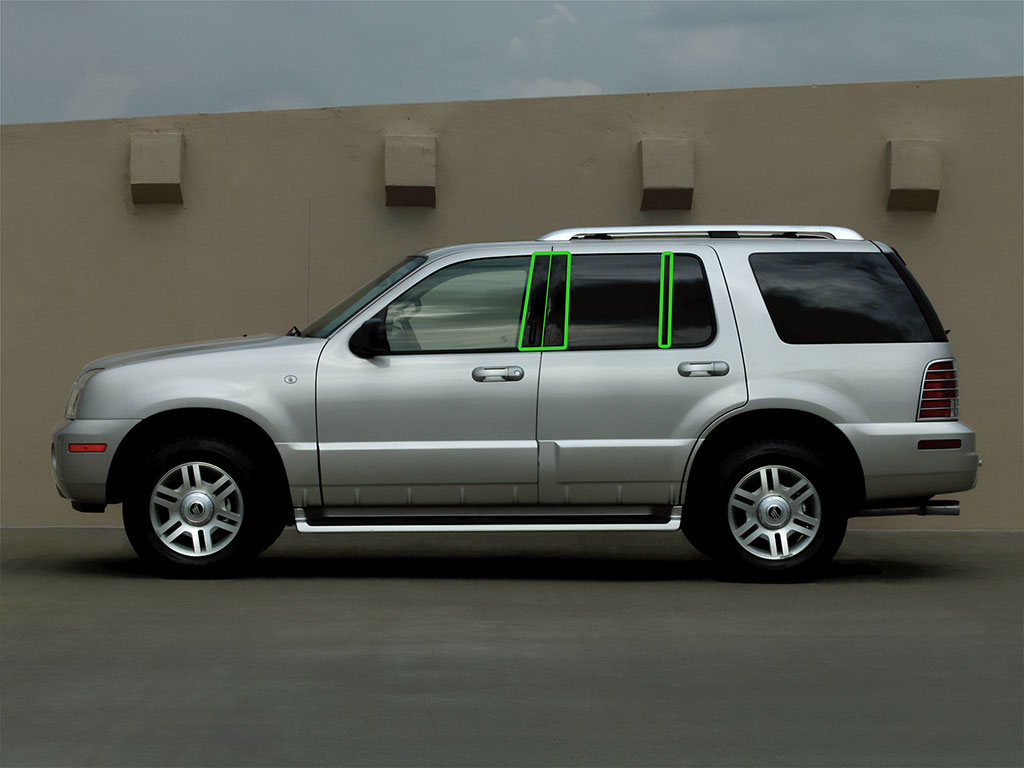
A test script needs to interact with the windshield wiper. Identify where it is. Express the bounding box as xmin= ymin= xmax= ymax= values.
xmin=286 ymin=326 xmax=302 ymax=337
